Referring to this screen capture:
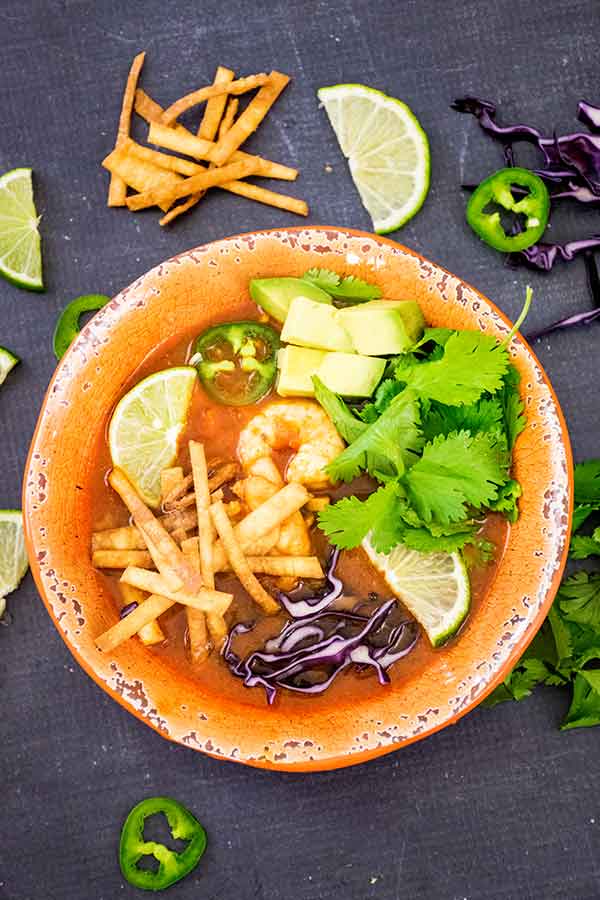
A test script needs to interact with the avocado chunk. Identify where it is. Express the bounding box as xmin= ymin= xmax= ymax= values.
xmin=249 ymin=277 xmax=331 ymax=323
xmin=277 ymin=346 xmax=384 ymax=398
xmin=281 ymin=296 xmax=354 ymax=352
xmin=337 ymin=300 xmax=425 ymax=355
